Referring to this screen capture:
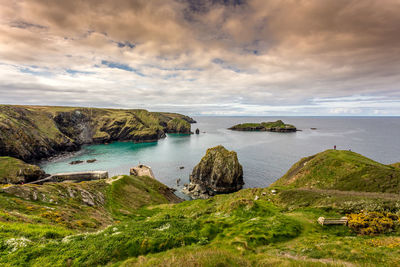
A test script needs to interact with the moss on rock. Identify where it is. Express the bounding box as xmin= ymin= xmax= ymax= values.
xmin=166 ymin=118 xmax=191 ymax=134
xmin=0 ymin=157 xmax=46 ymax=184
xmin=183 ymin=145 xmax=243 ymax=198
